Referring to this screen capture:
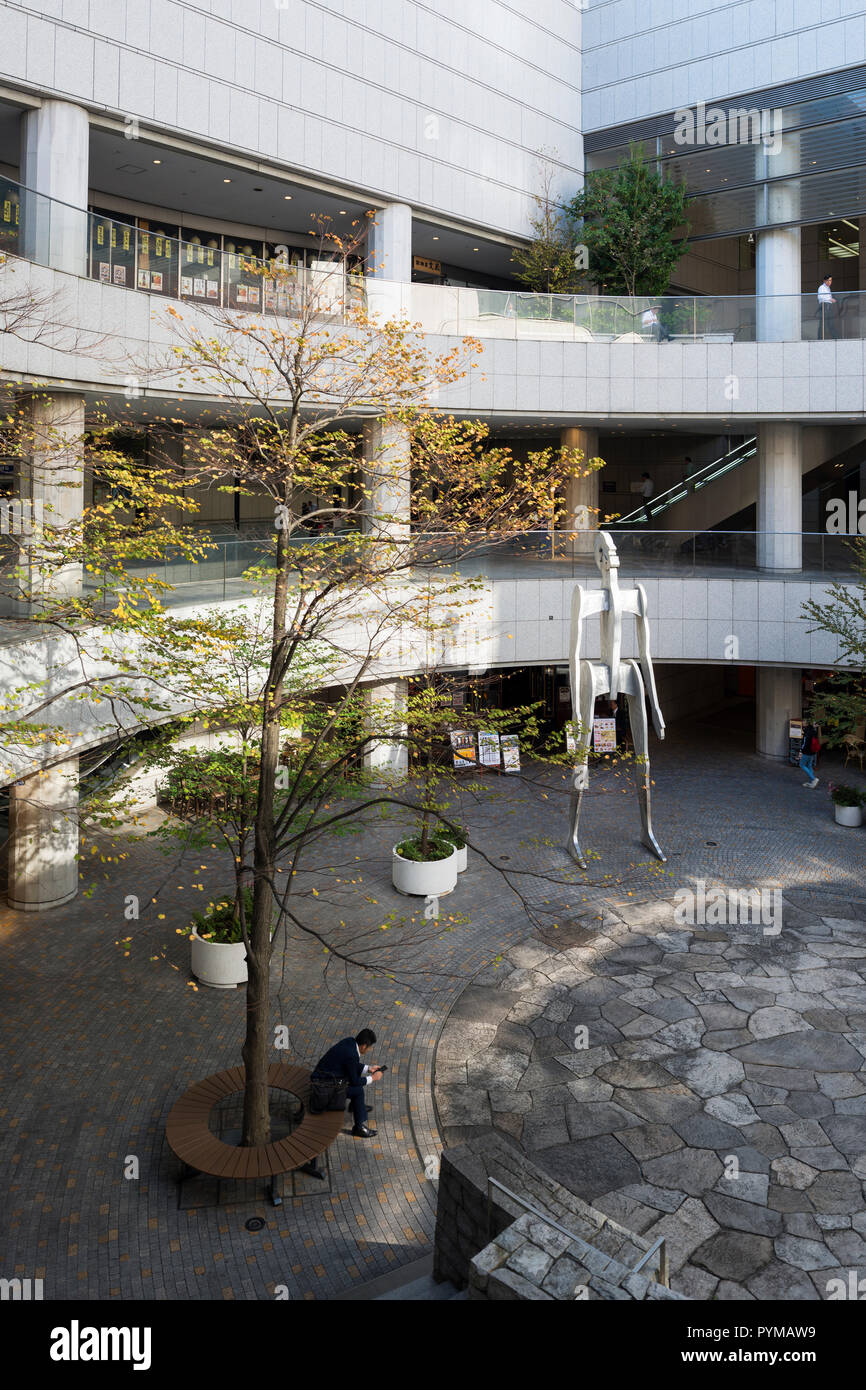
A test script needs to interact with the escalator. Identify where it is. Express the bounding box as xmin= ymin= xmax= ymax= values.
xmin=612 ymin=437 xmax=757 ymax=528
